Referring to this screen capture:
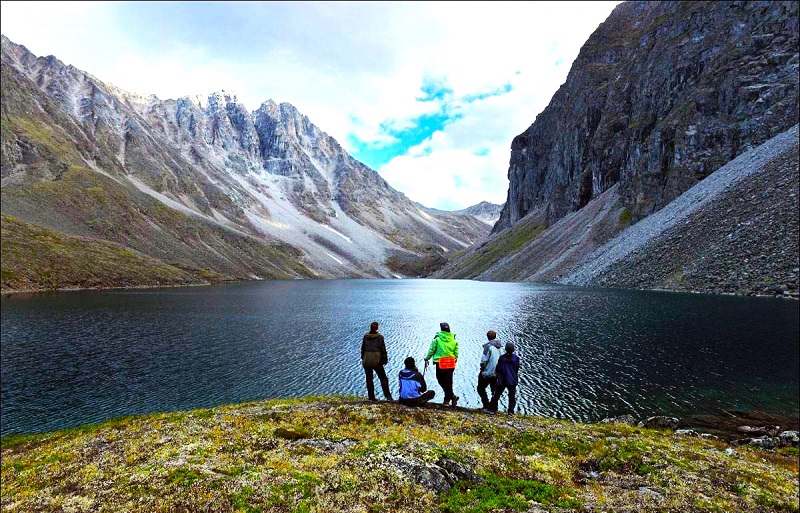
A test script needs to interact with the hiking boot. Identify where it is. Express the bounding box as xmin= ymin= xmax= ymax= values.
xmin=442 ymin=399 xmax=451 ymax=406
xmin=451 ymin=395 xmax=459 ymax=407
xmin=481 ymin=408 xmax=495 ymax=415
